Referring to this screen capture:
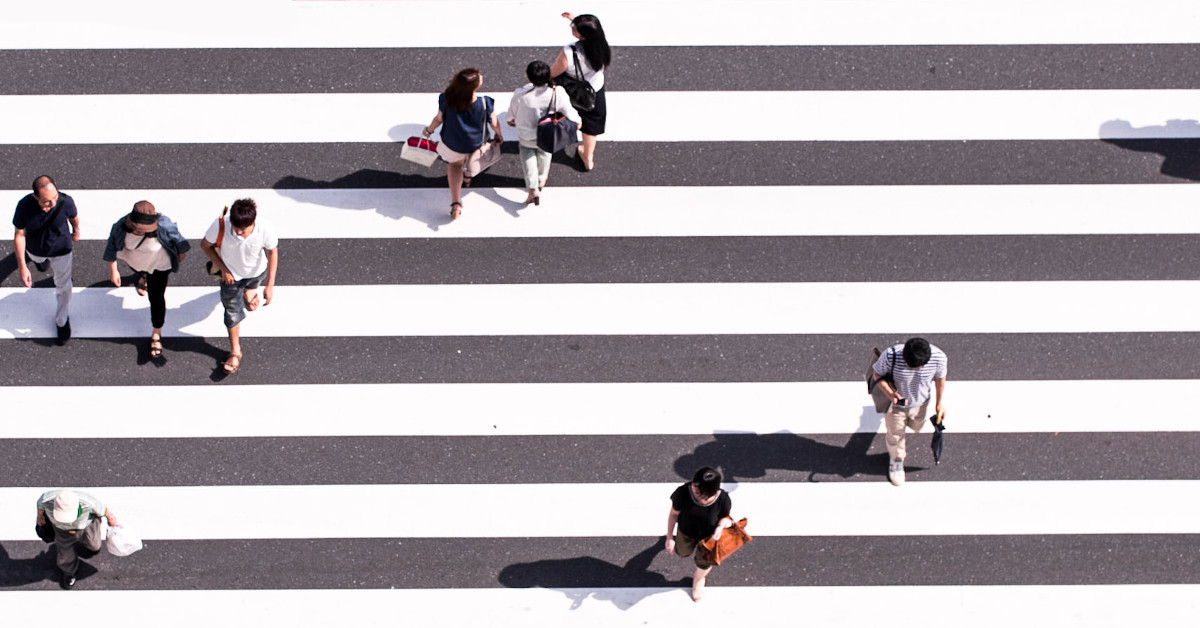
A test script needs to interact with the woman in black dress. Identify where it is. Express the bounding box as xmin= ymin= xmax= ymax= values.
xmin=665 ymin=466 xmax=733 ymax=601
